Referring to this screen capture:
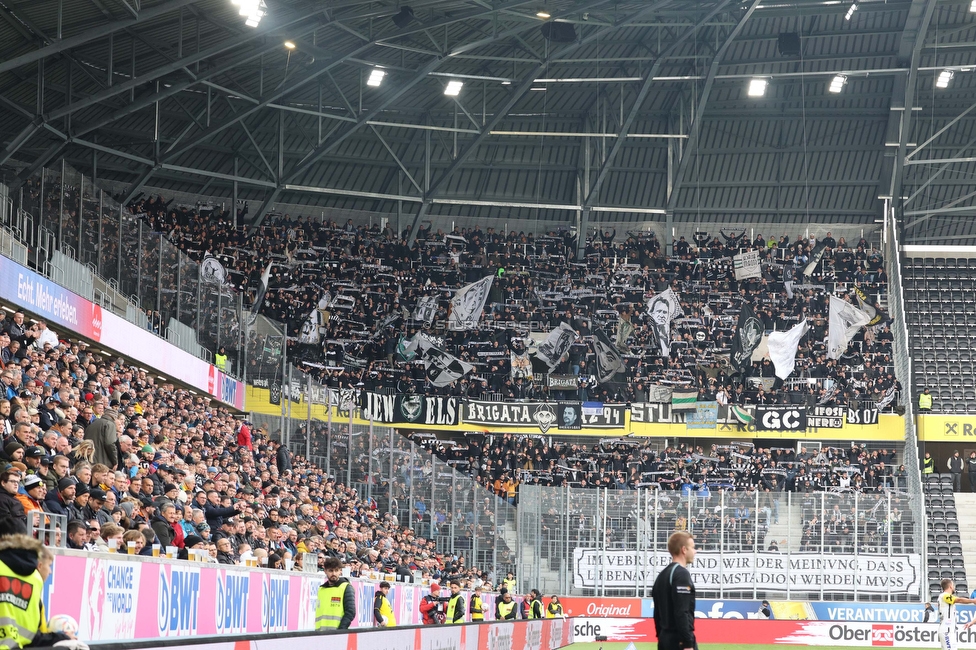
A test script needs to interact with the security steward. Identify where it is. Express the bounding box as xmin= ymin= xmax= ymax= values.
xmin=0 ymin=533 xmax=79 ymax=648
xmin=546 ymin=595 xmax=565 ymax=618
xmin=445 ymin=581 xmax=466 ymax=624
xmin=469 ymin=586 xmax=485 ymax=622
xmin=651 ymin=531 xmax=698 ymax=650
xmin=215 ymin=347 xmax=228 ymax=371
xmin=526 ymin=590 xmax=543 ymax=619
xmin=919 ymin=387 xmax=933 ymax=412
xmin=316 ymin=557 xmax=355 ymax=631
xmin=496 ymin=589 xmax=518 ymax=620
xmin=373 ymin=581 xmax=396 ymax=627
xmin=923 ymin=452 xmax=935 ymax=476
